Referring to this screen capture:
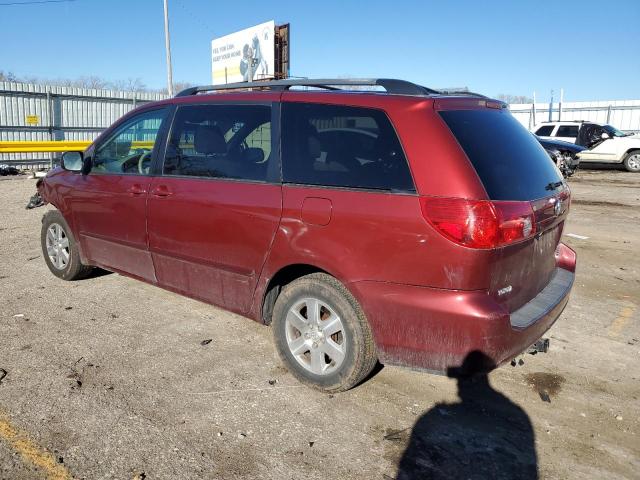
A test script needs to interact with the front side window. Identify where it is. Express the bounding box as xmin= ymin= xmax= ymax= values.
xmin=163 ymin=104 xmax=272 ymax=181
xmin=556 ymin=125 xmax=579 ymax=138
xmin=603 ymin=124 xmax=627 ymax=137
xmin=281 ymin=103 xmax=415 ymax=192
xmin=535 ymin=125 xmax=554 ymax=136
xmin=93 ymin=108 xmax=168 ymax=175
xmin=584 ymin=124 xmax=605 ymax=139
